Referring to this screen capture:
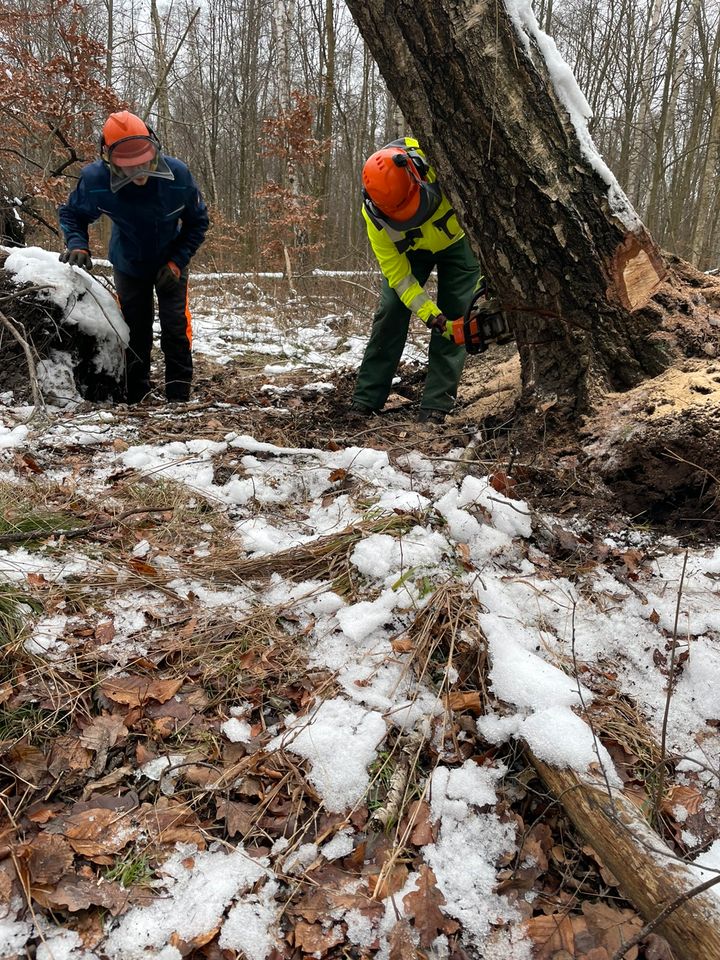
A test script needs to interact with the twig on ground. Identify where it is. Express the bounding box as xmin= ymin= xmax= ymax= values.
xmin=610 ymin=870 xmax=720 ymax=960
xmin=570 ymin=597 xmax=617 ymax=807
xmin=0 ymin=308 xmax=45 ymax=412
xmin=653 ymin=549 xmax=688 ymax=822
xmin=0 ymin=506 xmax=170 ymax=544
